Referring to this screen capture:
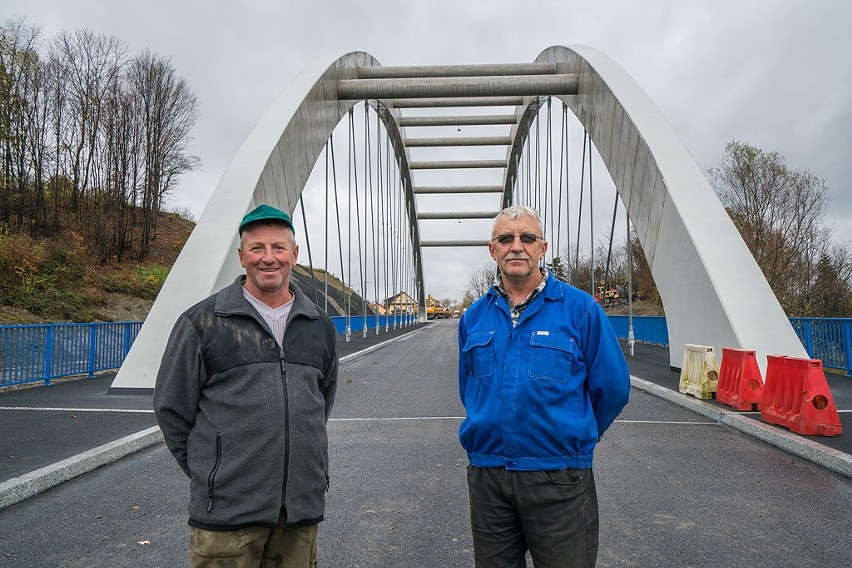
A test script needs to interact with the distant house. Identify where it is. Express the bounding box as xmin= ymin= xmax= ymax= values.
xmin=385 ymin=291 xmax=418 ymax=314
xmin=369 ymin=301 xmax=388 ymax=315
